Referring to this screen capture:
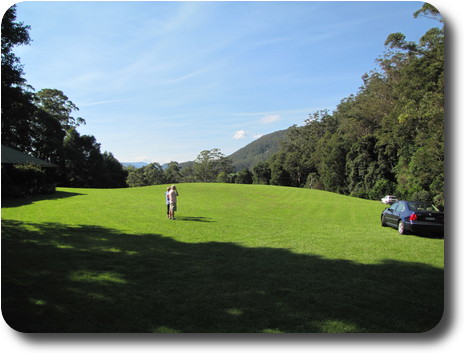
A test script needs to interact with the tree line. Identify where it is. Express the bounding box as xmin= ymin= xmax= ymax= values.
xmin=125 ymin=148 xmax=234 ymax=187
xmin=2 ymin=6 xmax=127 ymax=196
xmin=125 ymin=148 xmax=266 ymax=187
